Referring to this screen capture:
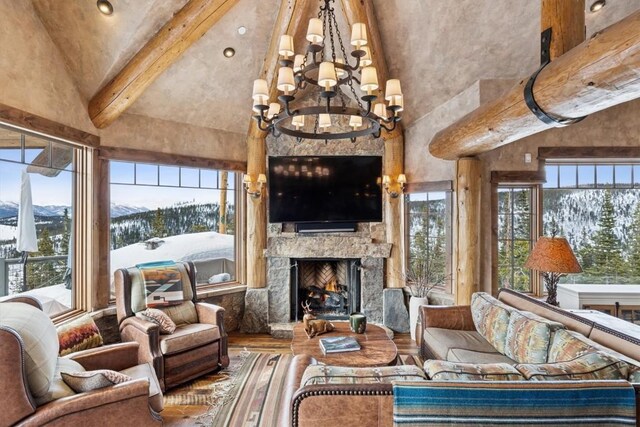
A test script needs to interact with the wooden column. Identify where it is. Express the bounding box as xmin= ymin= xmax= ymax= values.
xmin=243 ymin=0 xmax=314 ymax=289
xmin=541 ymin=0 xmax=585 ymax=60
xmin=455 ymin=158 xmax=481 ymax=305
xmin=384 ymin=133 xmax=405 ymax=288
xmin=429 ymin=9 xmax=640 ymax=160
xmin=218 ymin=171 xmax=228 ymax=234
xmin=245 ymin=135 xmax=267 ymax=289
